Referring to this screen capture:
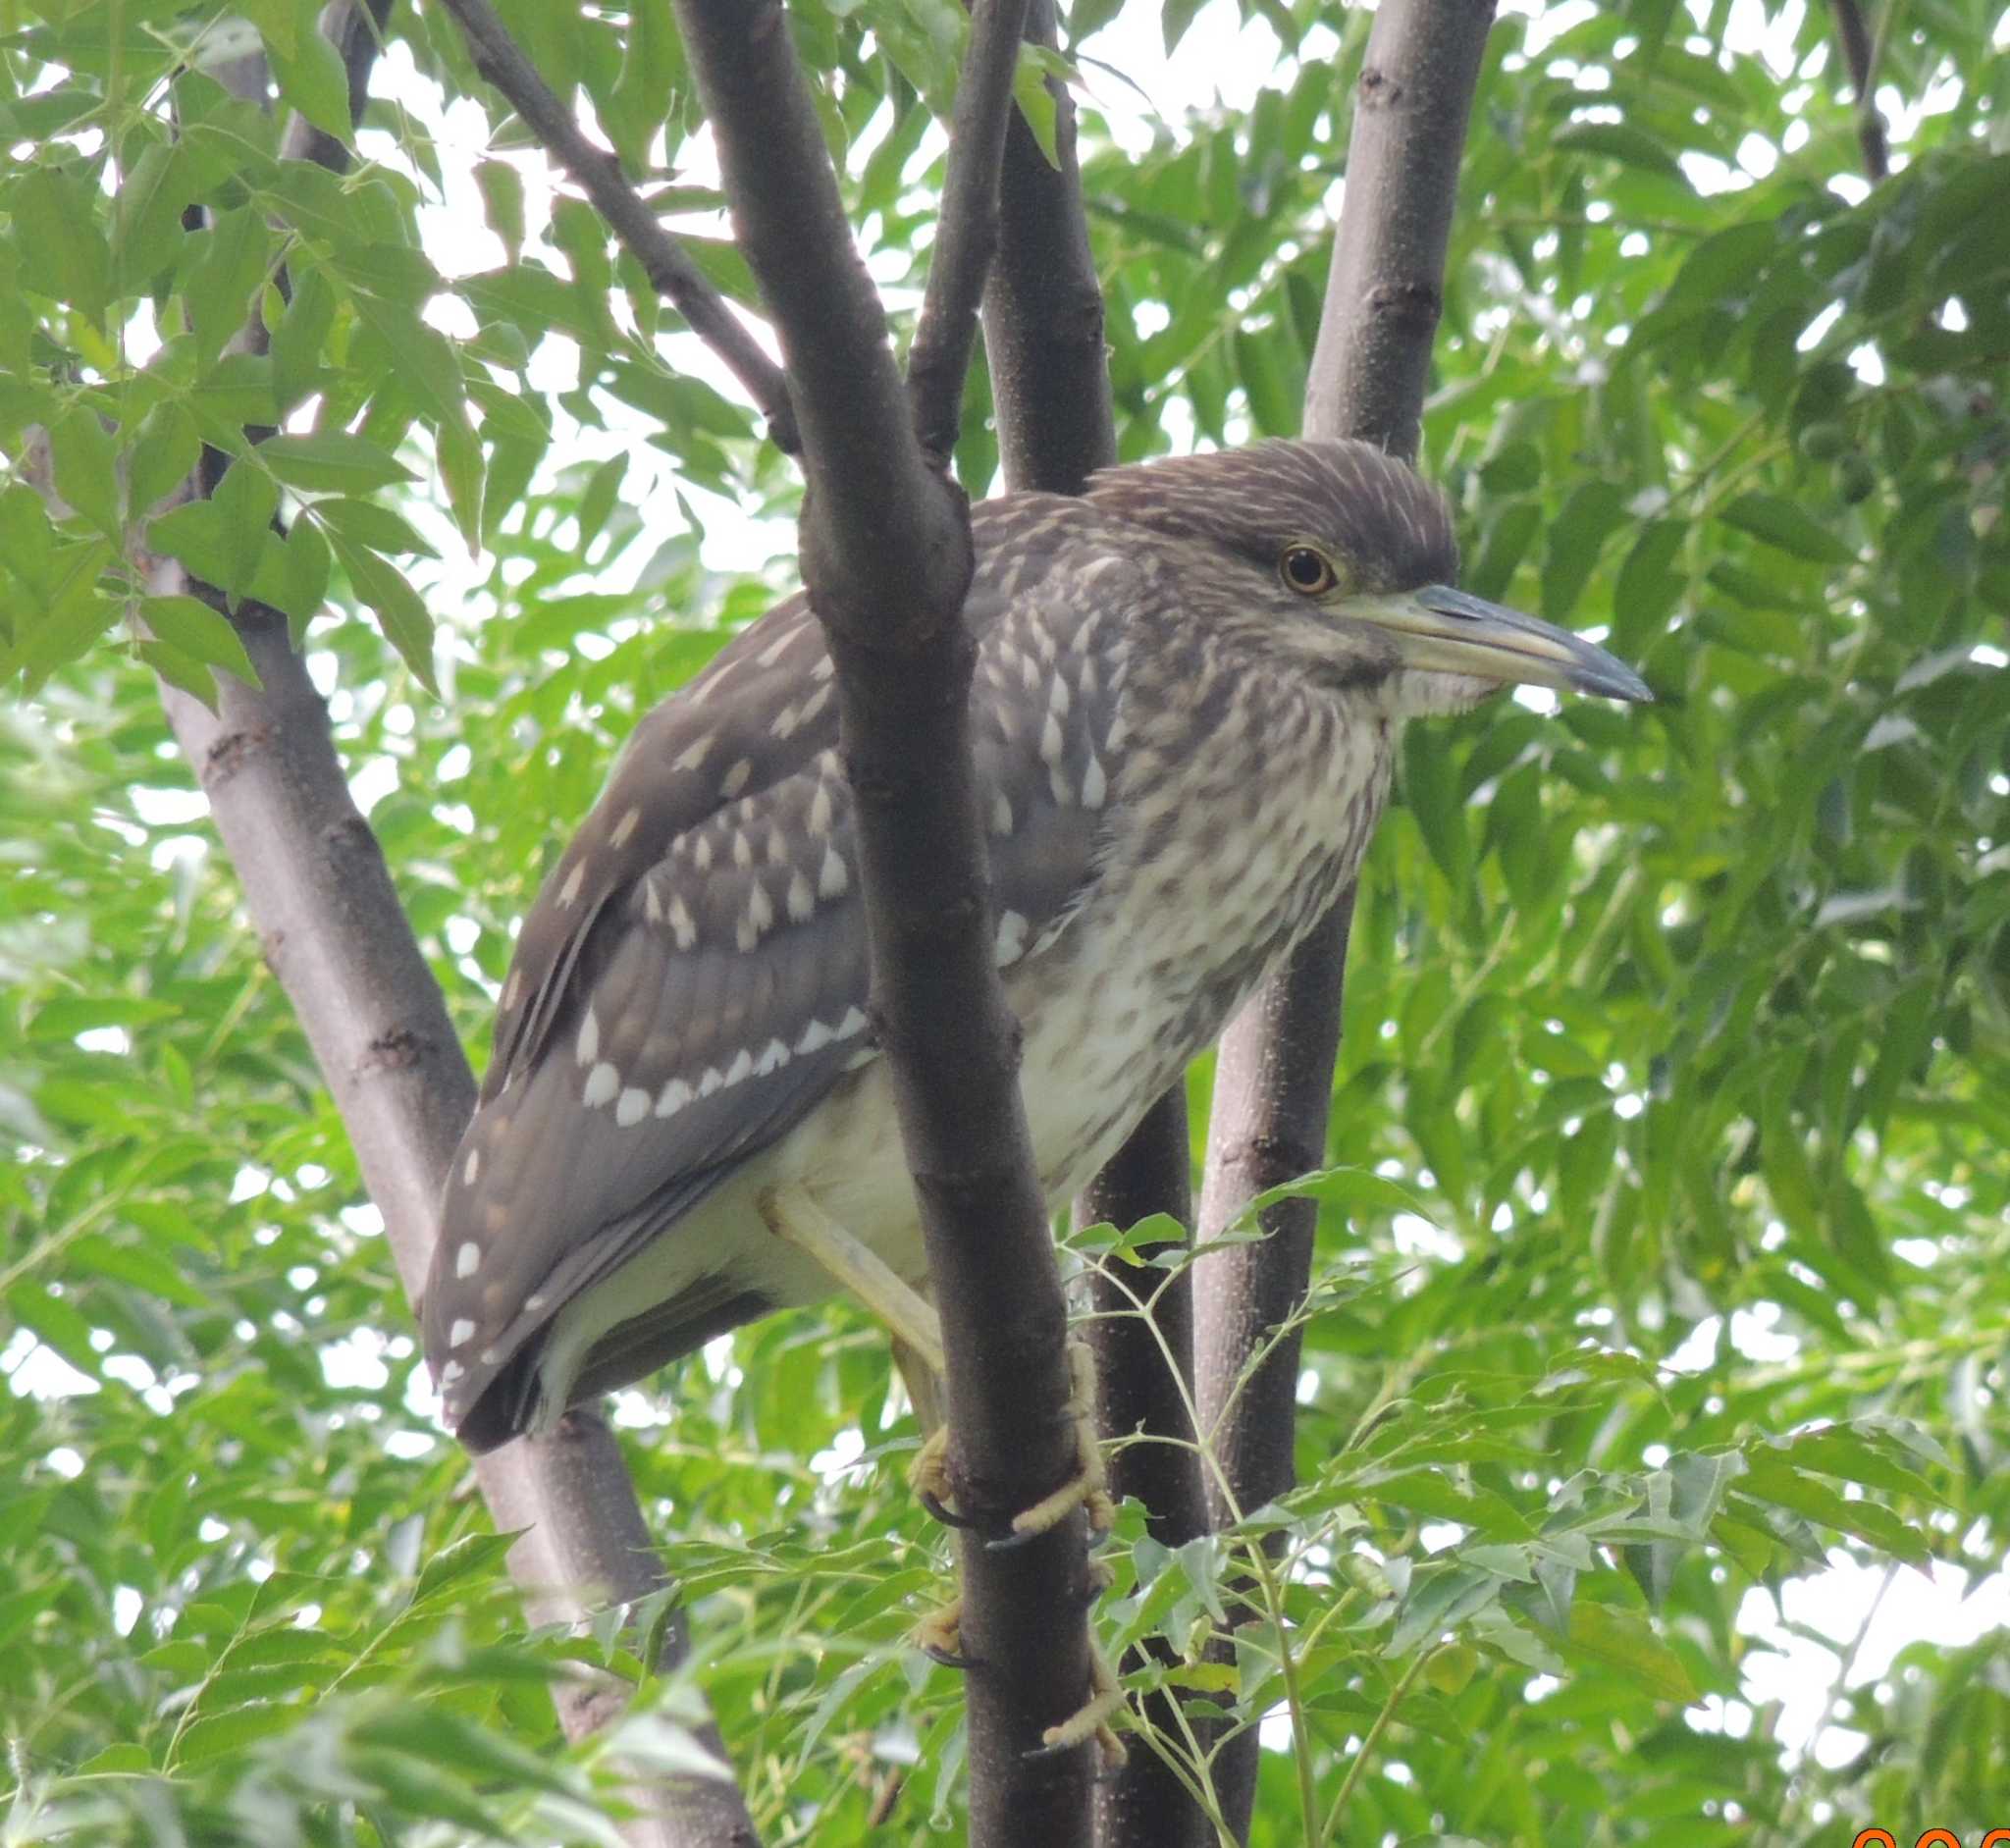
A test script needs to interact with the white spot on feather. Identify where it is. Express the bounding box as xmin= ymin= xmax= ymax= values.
xmin=616 ymin=1086 xmax=651 ymax=1127
xmin=990 ymin=792 xmax=1013 ymax=835
xmin=723 ymin=1047 xmax=754 ymax=1085
xmin=673 ymin=731 xmax=715 ymax=771
xmin=1082 ymin=754 xmax=1107 ymax=810
xmin=583 ymin=1062 xmax=620 ymax=1108
xmin=819 ymin=846 xmax=848 ymax=899
xmin=694 ymin=834 xmax=714 ymax=871
xmin=462 ymin=1146 xmax=481 ymax=1187
xmin=609 ymin=806 xmax=641 ymax=847
xmin=655 ymin=1078 xmax=692 ymax=1118
xmin=995 ymin=910 xmax=1029 ymax=967
xmin=796 ymin=1019 xmax=834 ymax=1054
xmin=439 ymin=1359 xmax=464 ymax=1385
xmin=557 ymin=860 xmax=586 ymax=908
xmin=787 ymin=871 xmax=815 ymax=922
xmin=575 ymin=1007 xmax=600 ymax=1066
xmin=1040 ymin=711 xmax=1064 ymax=765
xmin=668 ymin=894 xmax=697 ymax=950
xmin=449 ymin=1318 xmax=475 ymax=1349
xmin=836 ymin=1006 xmax=868 ymax=1039
xmin=720 ymin=758 xmax=753 ymax=799
xmin=808 ymin=782 xmax=834 ymax=835
xmin=455 ymin=1241 xmax=481 ymax=1279
xmin=755 ymin=1037 xmax=789 ymax=1076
